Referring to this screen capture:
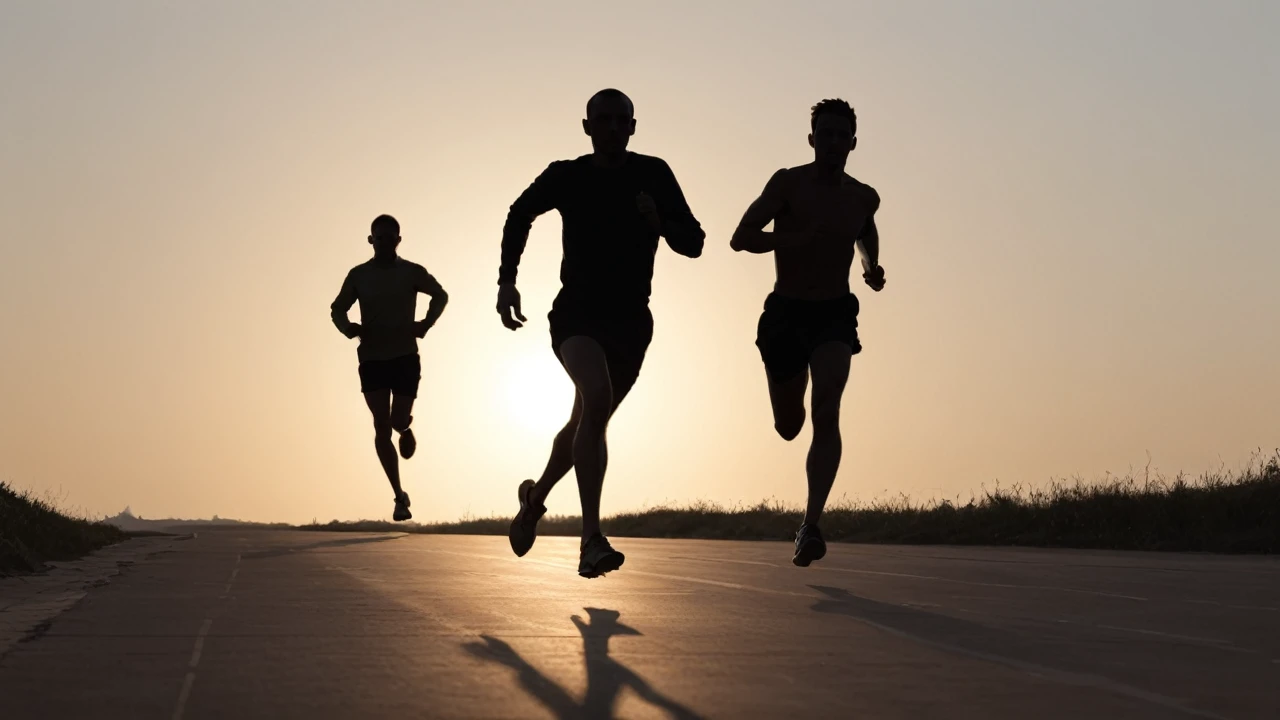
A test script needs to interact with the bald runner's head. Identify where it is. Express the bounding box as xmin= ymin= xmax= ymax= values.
xmin=583 ymin=88 xmax=636 ymax=156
